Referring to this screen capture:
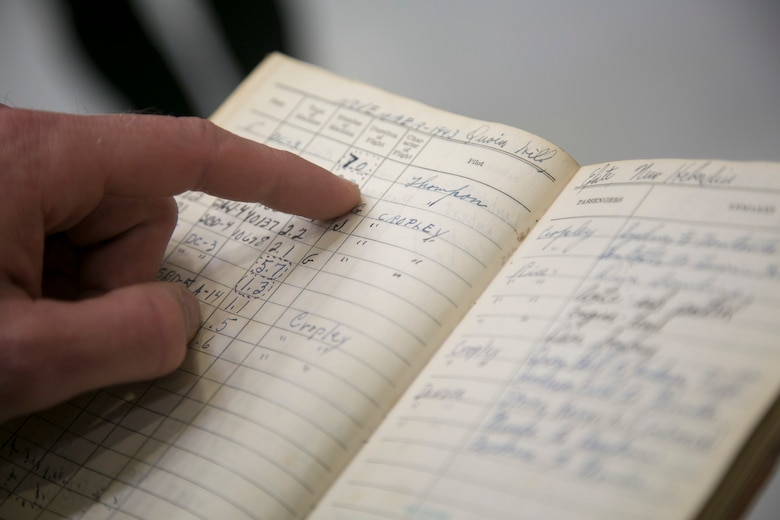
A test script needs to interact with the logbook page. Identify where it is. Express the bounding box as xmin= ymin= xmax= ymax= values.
xmin=0 ymin=54 xmax=577 ymax=519
xmin=310 ymin=159 xmax=780 ymax=520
